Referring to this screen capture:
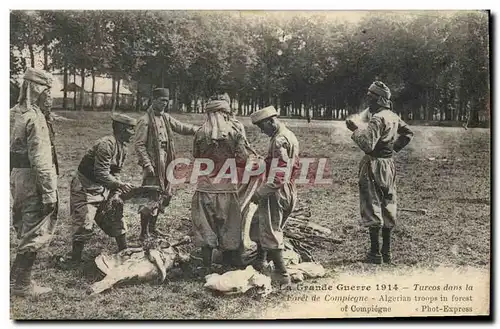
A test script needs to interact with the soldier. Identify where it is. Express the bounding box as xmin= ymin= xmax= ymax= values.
xmin=250 ymin=106 xmax=300 ymax=287
xmin=10 ymin=67 xmax=58 ymax=297
xmin=134 ymin=88 xmax=200 ymax=241
xmin=346 ymin=81 xmax=414 ymax=264
xmin=66 ymin=113 xmax=137 ymax=264
xmin=191 ymin=94 xmax=250 ymax=273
